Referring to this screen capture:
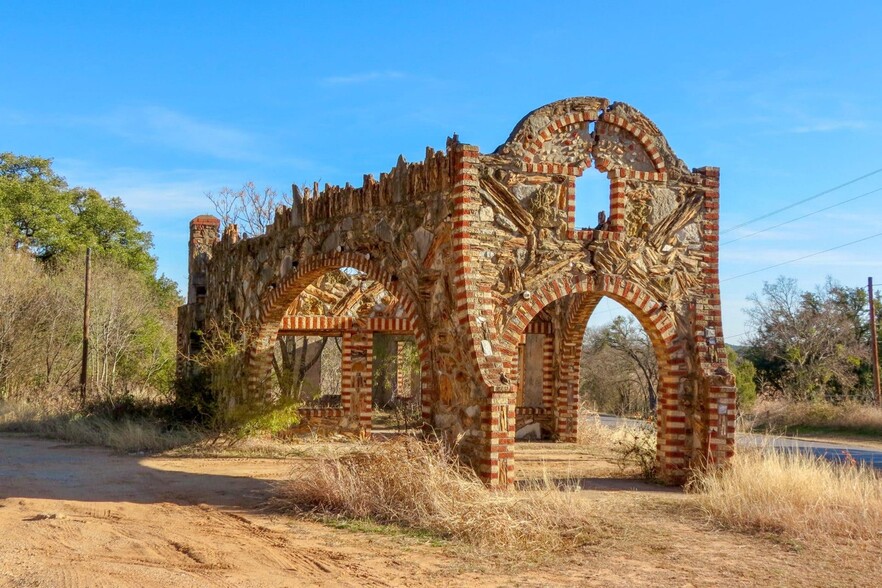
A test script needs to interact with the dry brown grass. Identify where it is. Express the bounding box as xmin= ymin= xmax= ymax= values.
xmin=272 ymin=437 xmax=599 ymax=555
xmin=748 ymin=399 xmax=882 ymax=436
xmin=692 ymin=446 xmax=882 ymax=541
xmin=577 ymin=408 xmax=657 ymax=478
xmin=0 ymin=401 xmax=199 ymax=453
xmin=575 ymin=410 xmax=613 ymax=446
